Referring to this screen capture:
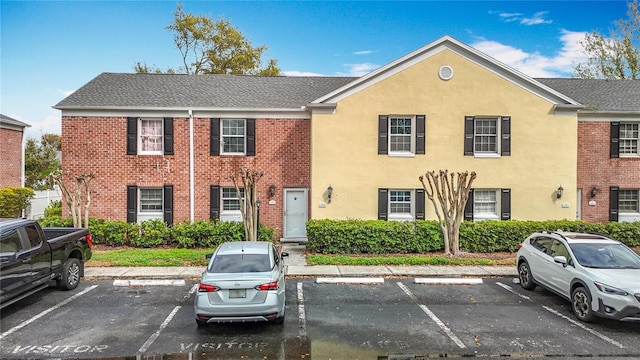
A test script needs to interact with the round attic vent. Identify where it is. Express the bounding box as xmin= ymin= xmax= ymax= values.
xmin=438 ymin=65 xmax=454 ymax=80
